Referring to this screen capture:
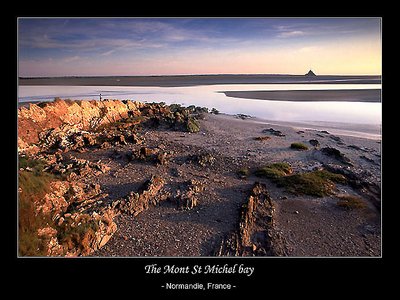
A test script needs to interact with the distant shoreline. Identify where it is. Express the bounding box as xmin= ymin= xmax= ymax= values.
xmin=18 ymin=74 xmax=381 ymax=87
